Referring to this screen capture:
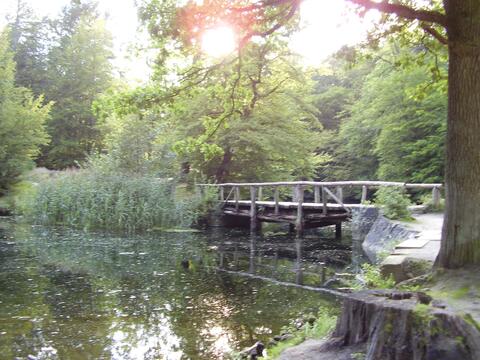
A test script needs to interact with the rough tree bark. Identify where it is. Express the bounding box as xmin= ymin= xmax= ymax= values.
xmin=436 ymin=1 xmax=480 ymax=268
